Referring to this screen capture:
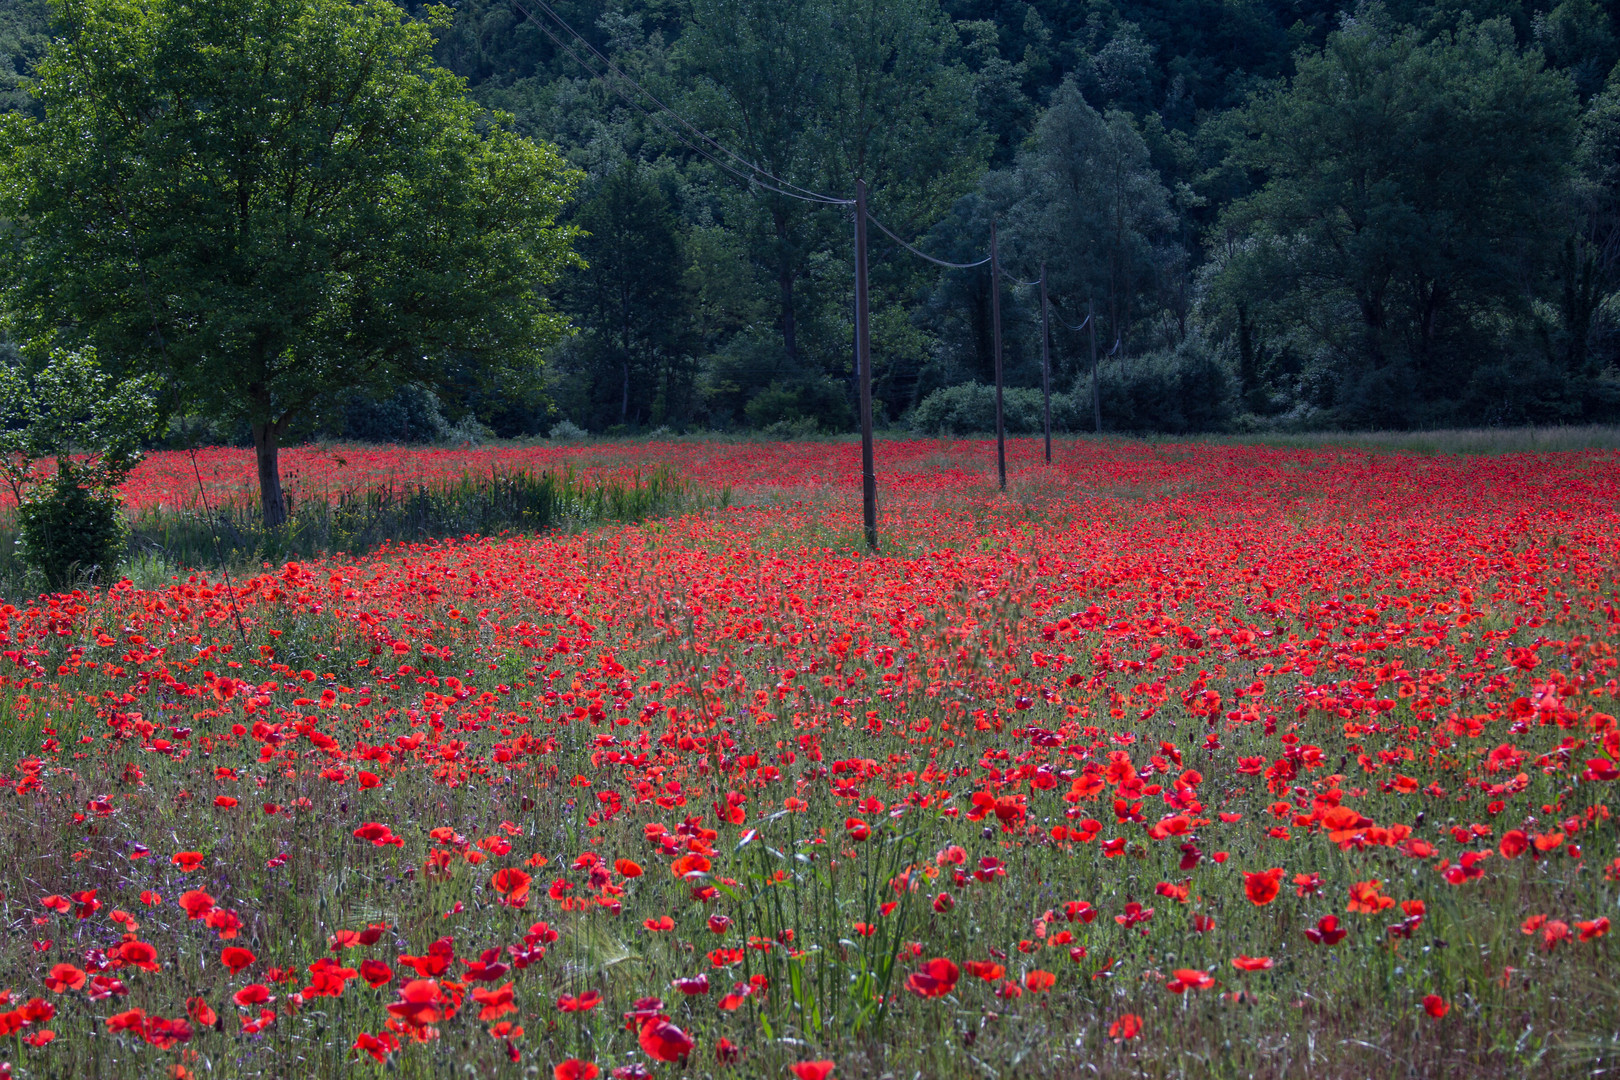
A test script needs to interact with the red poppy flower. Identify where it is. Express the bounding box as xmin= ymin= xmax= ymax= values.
xmin=672 ymin=974 xmax=709 ymax=995
xmin=220 ymin=947 xmax=255 ymax=975
xmin=359 ymin=959 xmax=394 ymax=989
xmin=1242 ymin=868 xmax=1283 ymax=906
xmin=186 ymin=997 xmax=217 ymax=1027
xmin=1422 ymin=994 xmax=1449 ymax=1018
xmin=178 ymin=890 xmax=215 ymax=920
xmin=554 ymin=1062 xmax=600 ymax=1080
xmin=1109 ymin=1013 xmax=1142 ymax=1041
xmin=1347 ymin=880 xmax=1395 ymax=914
xmin=117 ymin=940 xmax=159 ymax=972
xmin=1231 ymin=955 xmax=1273 ymax=971
xmin=233 ymin=984 xmax=272 ymax=1008
xmin=637 ymin=1016 xmax=694 ymax=1063
xmin=491 ymin=868 xmax=532 ymax=907
xmin=1167 ymin=969 xmax=1215 ymax=992
xmin=45 ymin=964 xmax=85 ymax=993
xmin=905 ymin=957 xmax=959 ymax=998
xmin=386 ymin=979 xmax=443 ymax=1027
xmin=352 ymin=1031 xmax=400 ymax=1063
xmin=472 ymin=982 xmax=516 ymax=1021
xmin=671 ymin=854 xmax=710 ymax=878
xmin=557 ymin=990 xmax=601 ymax=1012
xmin=171 ymin=852 xmax=204 ymax=872
xmin=789 ymin=1062 xmax=835 ymax=1080
xmin=1304 ymin=915 xmax=1348 ymax=945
